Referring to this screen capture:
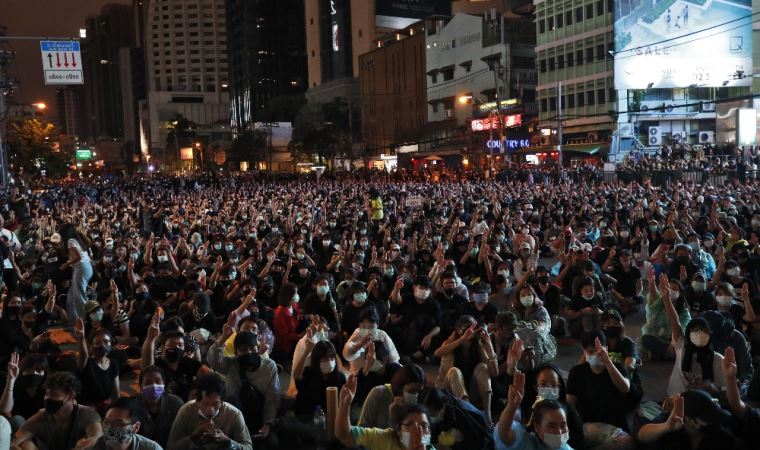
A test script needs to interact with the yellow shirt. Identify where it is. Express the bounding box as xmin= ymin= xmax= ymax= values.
xmin=351 ymin=426 xmax=436 ymax=450
xmin=371 ymin=198 xmax=384 ymax=221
